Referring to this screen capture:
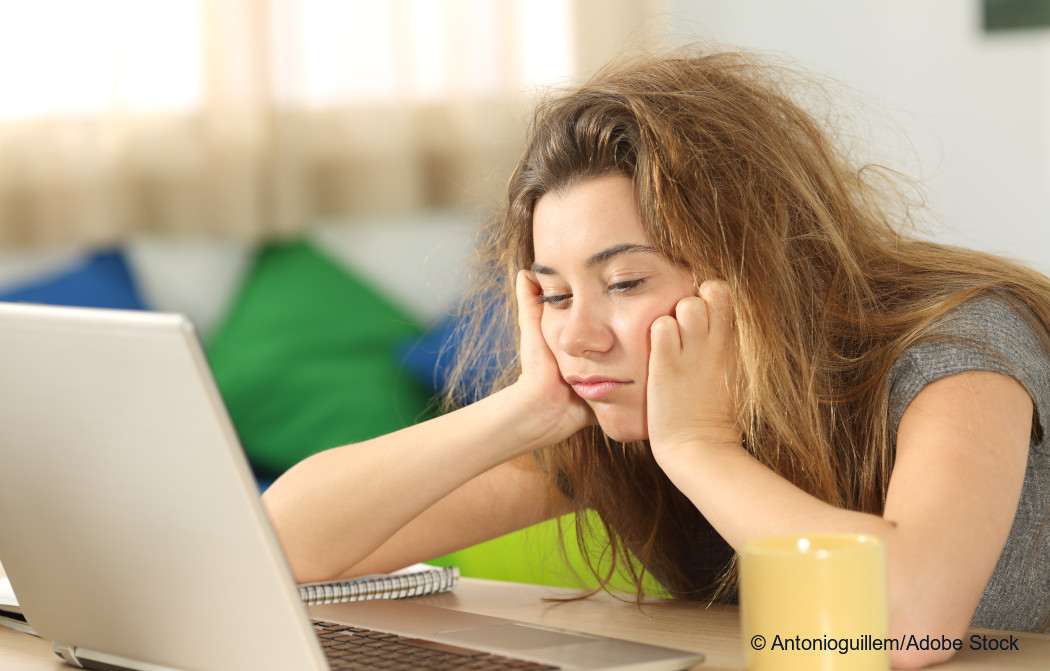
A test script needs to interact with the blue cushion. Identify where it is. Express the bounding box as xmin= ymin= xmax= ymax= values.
xmin=398 ymin=316 xmax=460 ymax=393
xmin=397 ymin=311 xmax=502 ymax=400
xmin=0 ymin=249 xmax=147 ymax=310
